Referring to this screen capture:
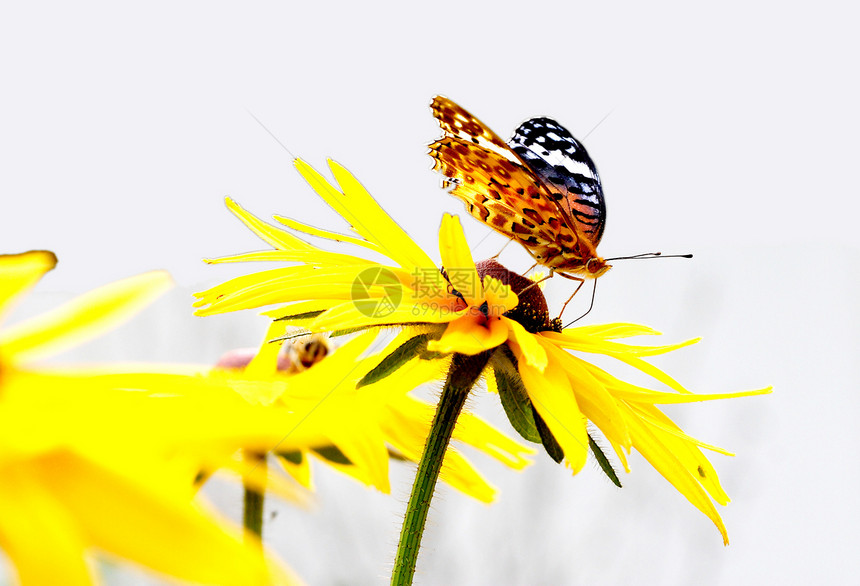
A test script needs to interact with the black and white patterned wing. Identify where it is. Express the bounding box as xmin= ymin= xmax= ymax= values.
xmin=508 ymin=117 xmax=607 ymax=246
